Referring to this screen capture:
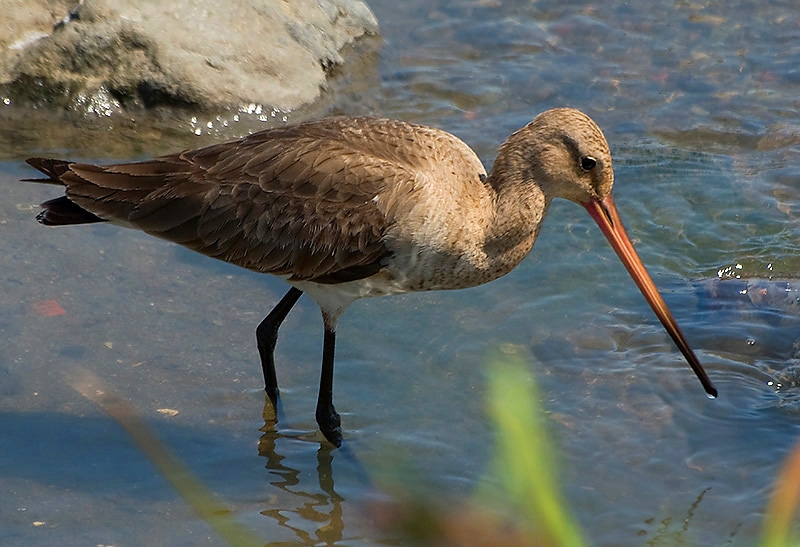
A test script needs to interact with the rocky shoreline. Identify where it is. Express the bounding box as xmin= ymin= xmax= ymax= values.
xmin=0 ymin=0 xmax=379 ymax=113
